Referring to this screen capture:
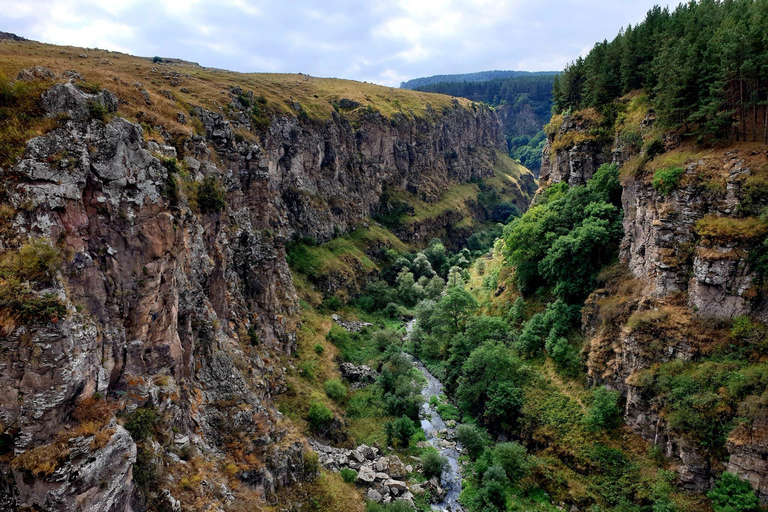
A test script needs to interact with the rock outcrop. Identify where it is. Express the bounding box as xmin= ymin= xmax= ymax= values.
xmin=547 ymin=109 xmax=768 ymax=500
xmin=0 ymin=77 xmax=518 ymax=510
xmin=539 ymin=112 xmax=612 ymax=187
